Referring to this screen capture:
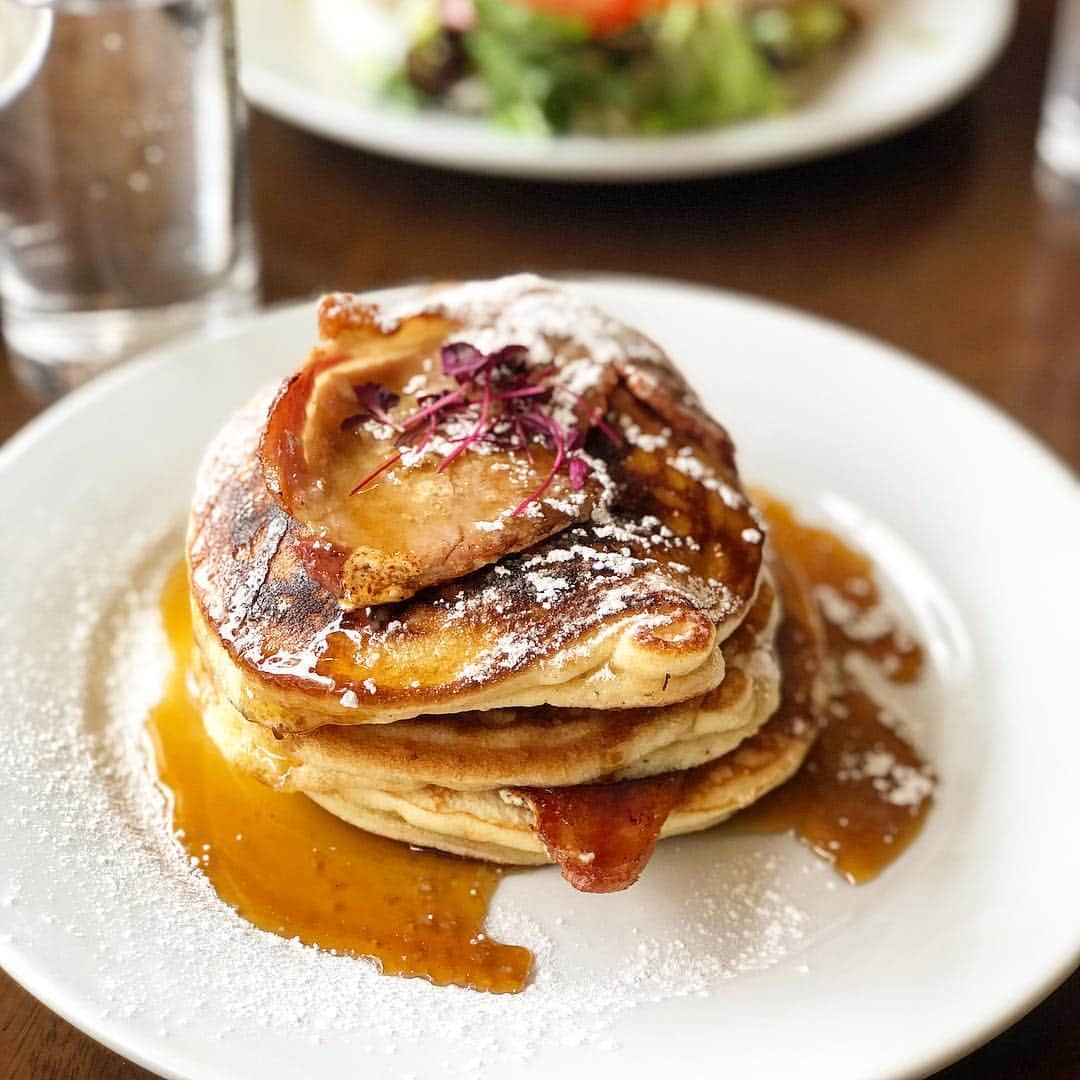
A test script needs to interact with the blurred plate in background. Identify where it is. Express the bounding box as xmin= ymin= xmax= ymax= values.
xmin=237 ymin=0 xmax=1015 ymax=181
